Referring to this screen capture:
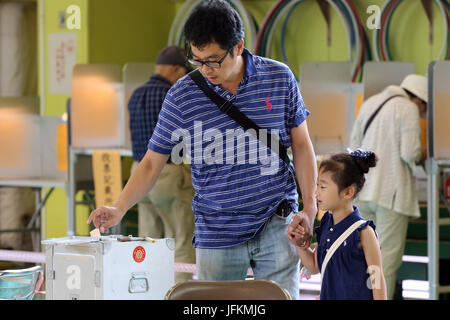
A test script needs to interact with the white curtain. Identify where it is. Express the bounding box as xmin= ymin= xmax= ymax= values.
xmin=0 ymin=1 xmax=36 ymax=96
xmin=0 ymin=2 xmax=37 ymax=251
